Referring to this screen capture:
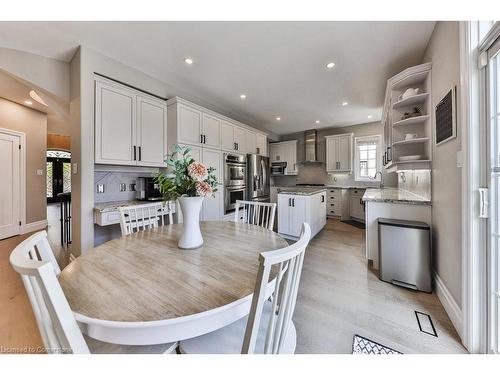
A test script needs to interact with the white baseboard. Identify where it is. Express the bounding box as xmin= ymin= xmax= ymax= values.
xmin=434 ymin=272 xmax=463 ymax=339
xmin=22 ymin=220 xmax=48 ymax=234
